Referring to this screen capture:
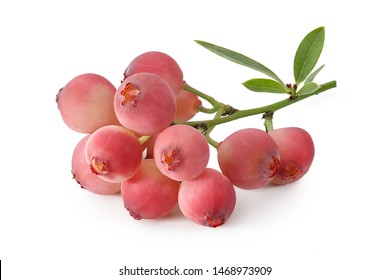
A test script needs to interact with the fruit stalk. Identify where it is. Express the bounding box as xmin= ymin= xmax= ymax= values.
xmin=263 ymin=112 xmax=274 ymax=133
xmin=182 ymin=82 xmax=220 ymax=113
xmin=181 ymin=80 xmax=336 ymax=128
